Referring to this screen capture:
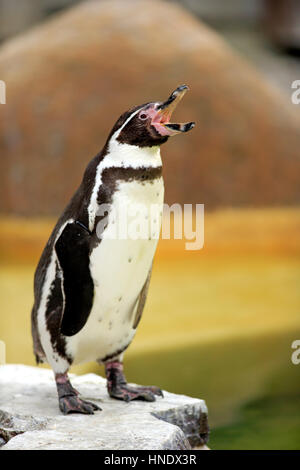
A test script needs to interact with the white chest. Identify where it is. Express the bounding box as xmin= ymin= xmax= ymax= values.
xmin=69 ymin=176 xmax=164 ymax=364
